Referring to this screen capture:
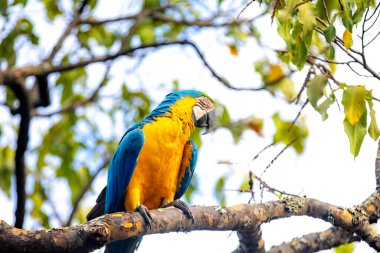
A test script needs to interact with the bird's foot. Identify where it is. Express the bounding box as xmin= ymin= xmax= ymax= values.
xmin=135 ymin=205 xmax=153 ymax=227
xmin=163 ymin=199 xmax=194 ymax=223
